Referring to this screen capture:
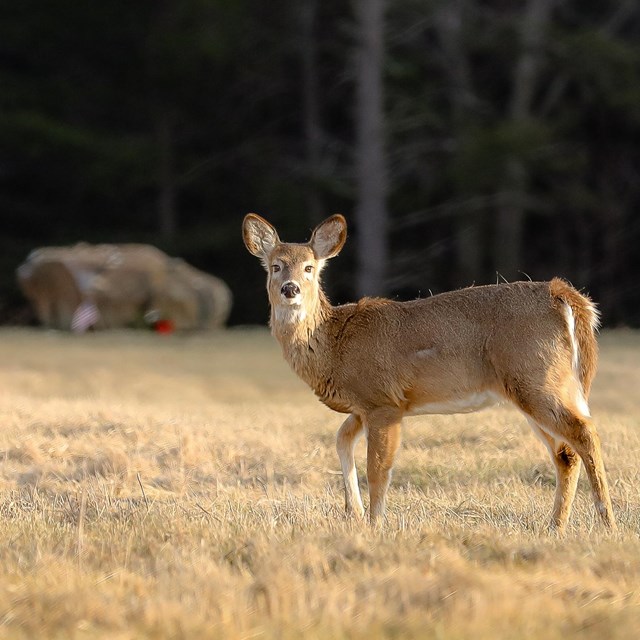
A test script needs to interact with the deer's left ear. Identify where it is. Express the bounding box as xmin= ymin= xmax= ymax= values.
xmin=309 ymin=215 xmax=347 ymax=260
